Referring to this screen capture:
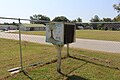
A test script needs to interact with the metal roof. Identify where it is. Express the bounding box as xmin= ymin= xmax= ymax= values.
xmin=22 ymin=24 xmax=46 ymax=27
